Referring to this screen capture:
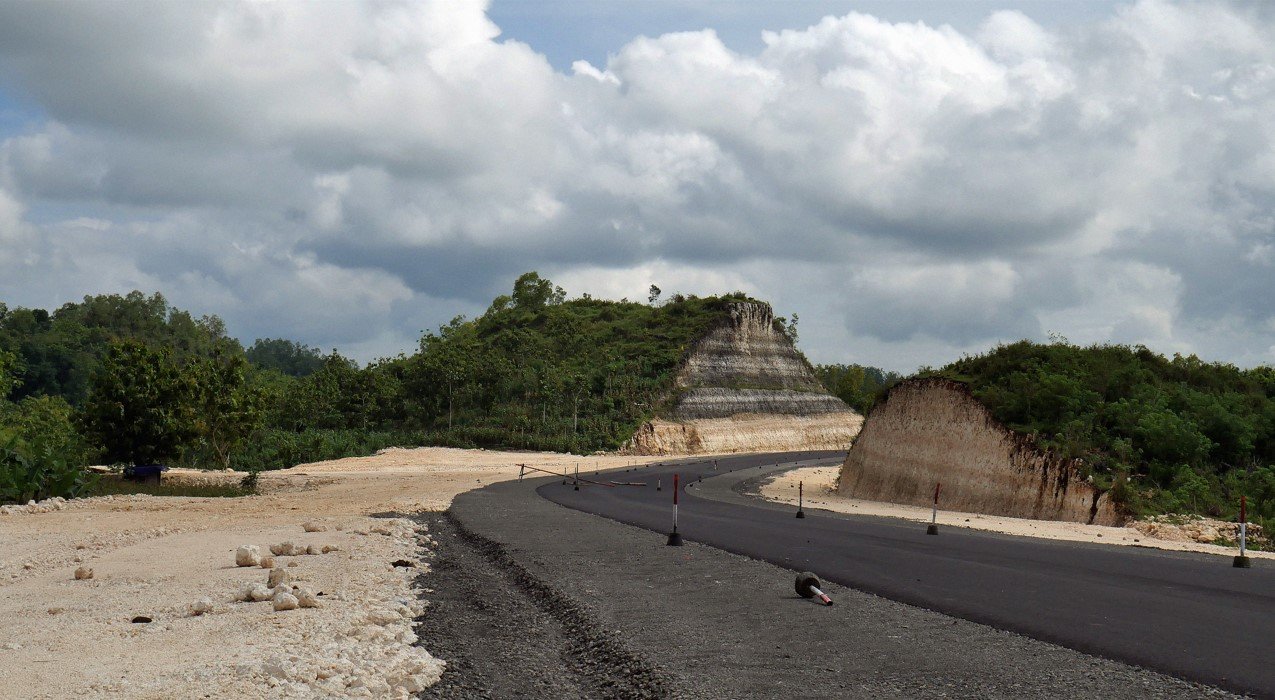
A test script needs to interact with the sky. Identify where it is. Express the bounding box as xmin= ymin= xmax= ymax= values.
xmin=1 ymin=1 xmax=1273 ymax=373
